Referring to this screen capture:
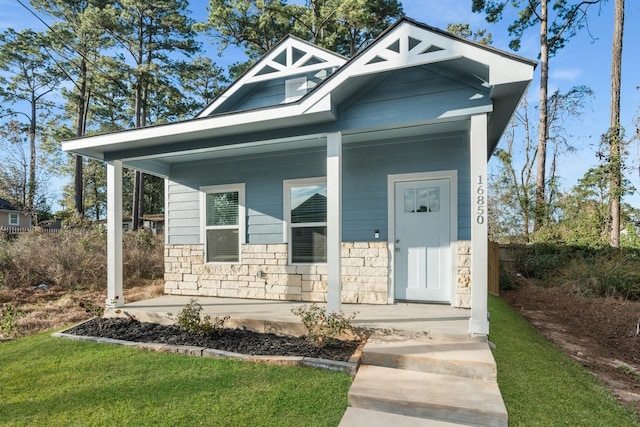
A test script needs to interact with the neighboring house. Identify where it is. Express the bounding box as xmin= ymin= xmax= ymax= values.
xmin=63 ymin=18 xmax=535 ymax=335
xmin=142 ymin=214 xmax=165 ymax=235
xmin=0 ymin=198 xmax=31 ymax=229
